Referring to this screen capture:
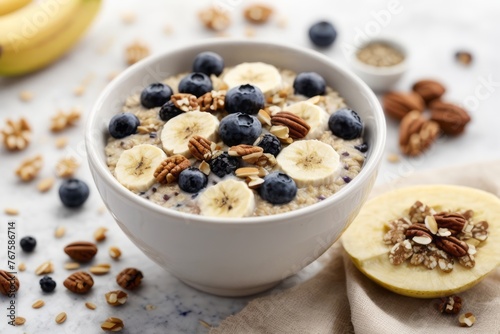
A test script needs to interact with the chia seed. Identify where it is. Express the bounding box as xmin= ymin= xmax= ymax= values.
xmin=342 ymin=152 xmax=349 ymax=157
xmin=342 ymin=176 xmax=352 ymax=183
xmin=163 ymin=194 xmax=170 ymax=201
xmin=149 ymin=132 xmax=157 ymax=138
